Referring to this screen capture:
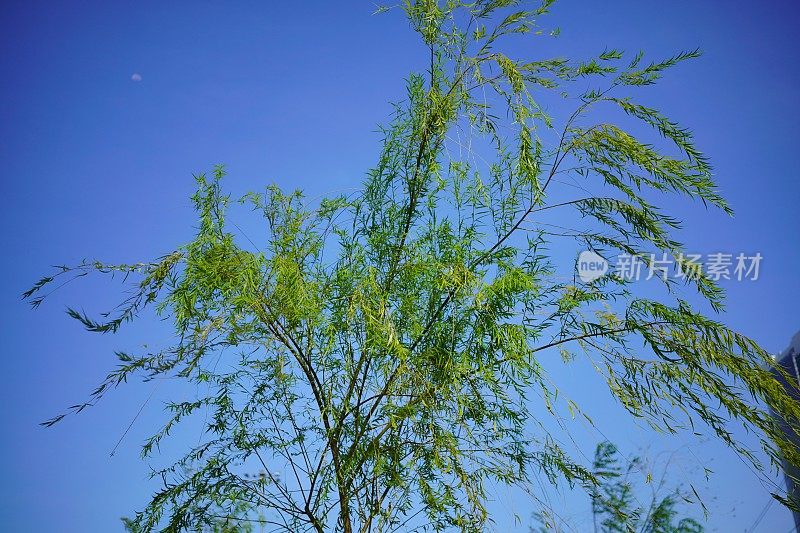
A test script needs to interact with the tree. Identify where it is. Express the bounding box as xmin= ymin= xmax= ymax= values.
xmin=532 ymin=442 xmax=703 ymax=533
xmin=25 ymin=1 xmax=800 ymax=531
